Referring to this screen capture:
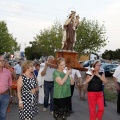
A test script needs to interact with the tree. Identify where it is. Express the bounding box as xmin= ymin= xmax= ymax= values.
xmin=0 ymin=21 xmax=20 ymax=55
xmin=25 ymin=46 xmax=33 ymax=60
xmin=114 ymin=49 xmax=120 ymax=60
xmin=102 ymin=49 xmax=120 ymax=60
xmin=25 ymin=41 xmax=43 ymax=60
xmin=74 ymin=18 xmax=108 ymax=56
xmin=25 ymin=18 xmax=107 ymax=59
xmin=35 ymin=21 xmax=62 ymax=56
xmin=25 ymin=21 xmax=62 ymax=59
xmin=102 ymin=50 xmax=114 ymax=60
